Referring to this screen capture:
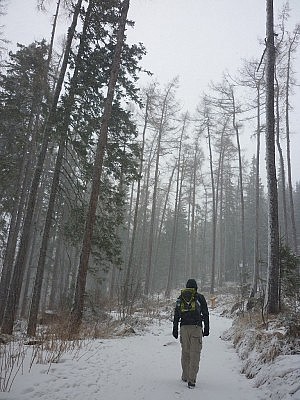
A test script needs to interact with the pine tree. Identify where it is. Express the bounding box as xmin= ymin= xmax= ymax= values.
xmin=69 ymin=0 xmax=132 ymax=333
